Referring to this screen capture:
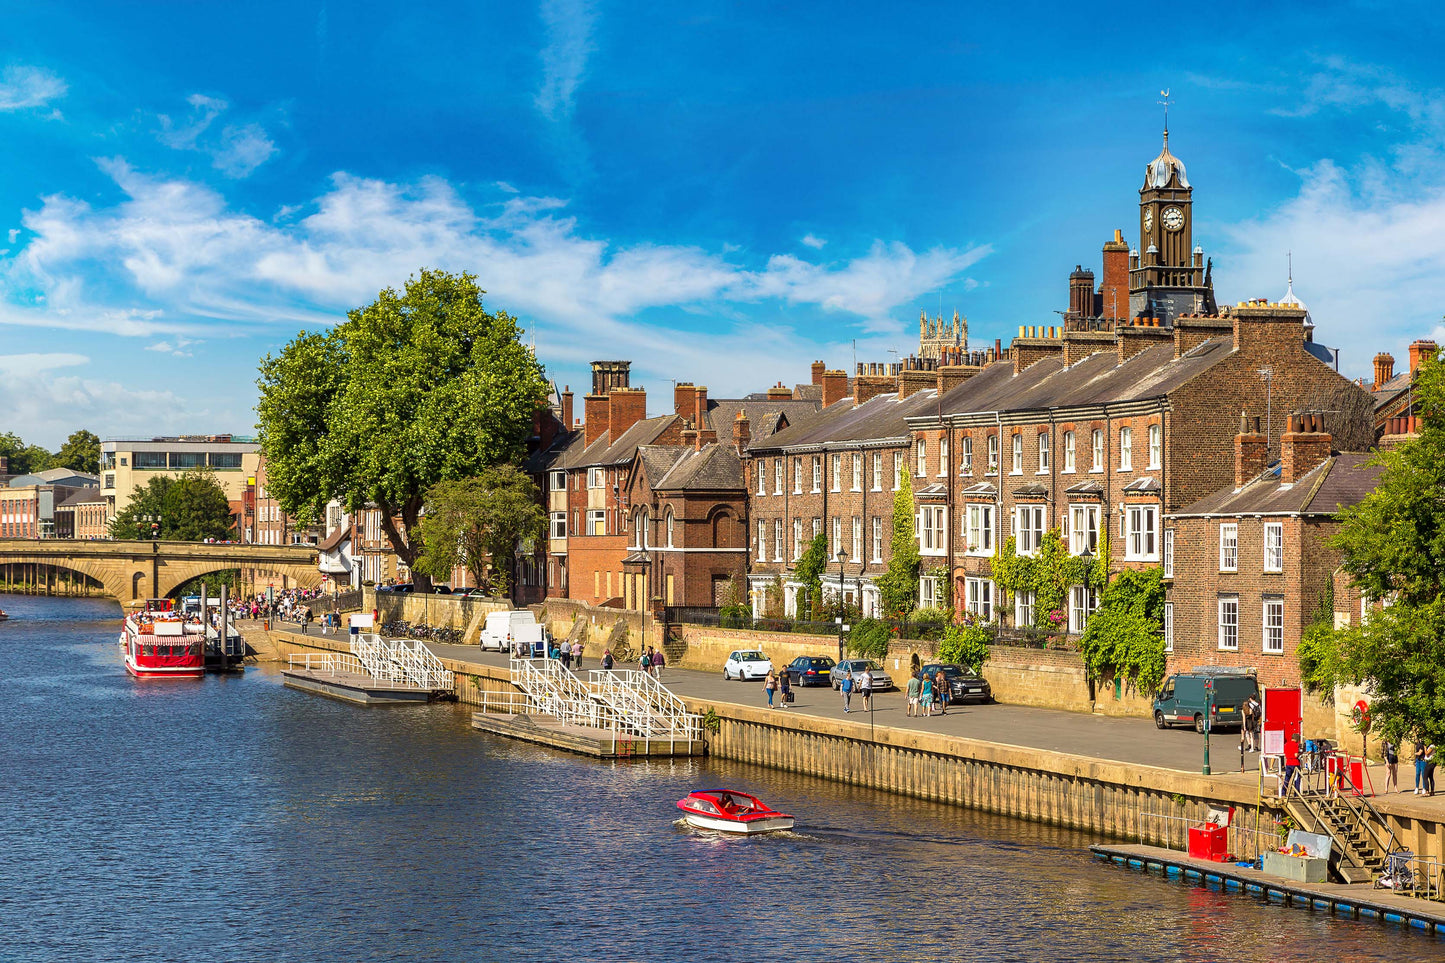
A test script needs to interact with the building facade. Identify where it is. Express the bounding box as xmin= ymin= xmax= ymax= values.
xmin=100 ymin=436 xmax=260 ymax=529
